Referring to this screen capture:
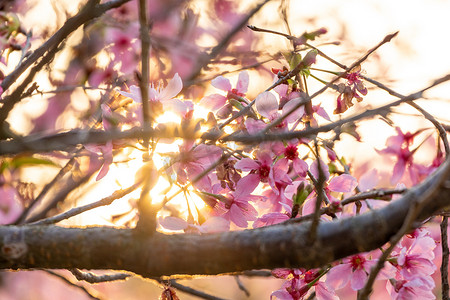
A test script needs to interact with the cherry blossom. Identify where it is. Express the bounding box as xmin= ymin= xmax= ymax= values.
xmin=167 ymin=141 xmax=222 ymax=191
xmin=119 ymin=73 xmax=190 ymax=121
xmin=235 ymin=150 xmax=291 ymax=195
xmin=199 ymin=71 xmax=249 ymax=117
xmin=376 ymin=127 xmax=424 ymax=185
xmin=302 ymin=159 xmax=358 ymax=215
xmin=326 ymin=254 xmax=377 ymax=291
xmin=212 ymin=178 xmax=263 ymax=228
xmin=271 ymin=268 xmax=338 ymax=300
